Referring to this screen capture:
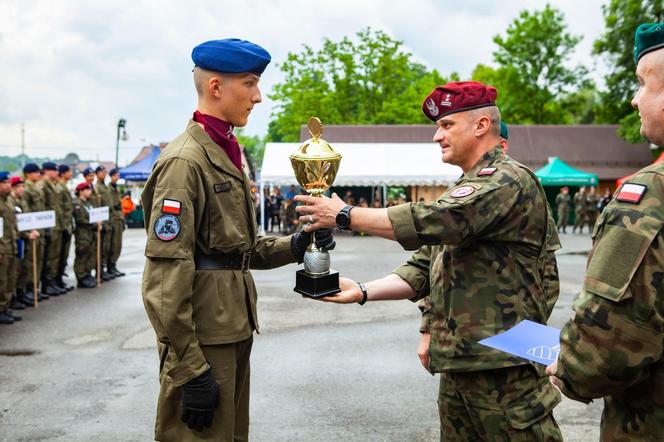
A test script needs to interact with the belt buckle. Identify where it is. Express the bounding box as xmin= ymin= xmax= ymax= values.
xmin=241 ymin=252 xmax=251 ymax=273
